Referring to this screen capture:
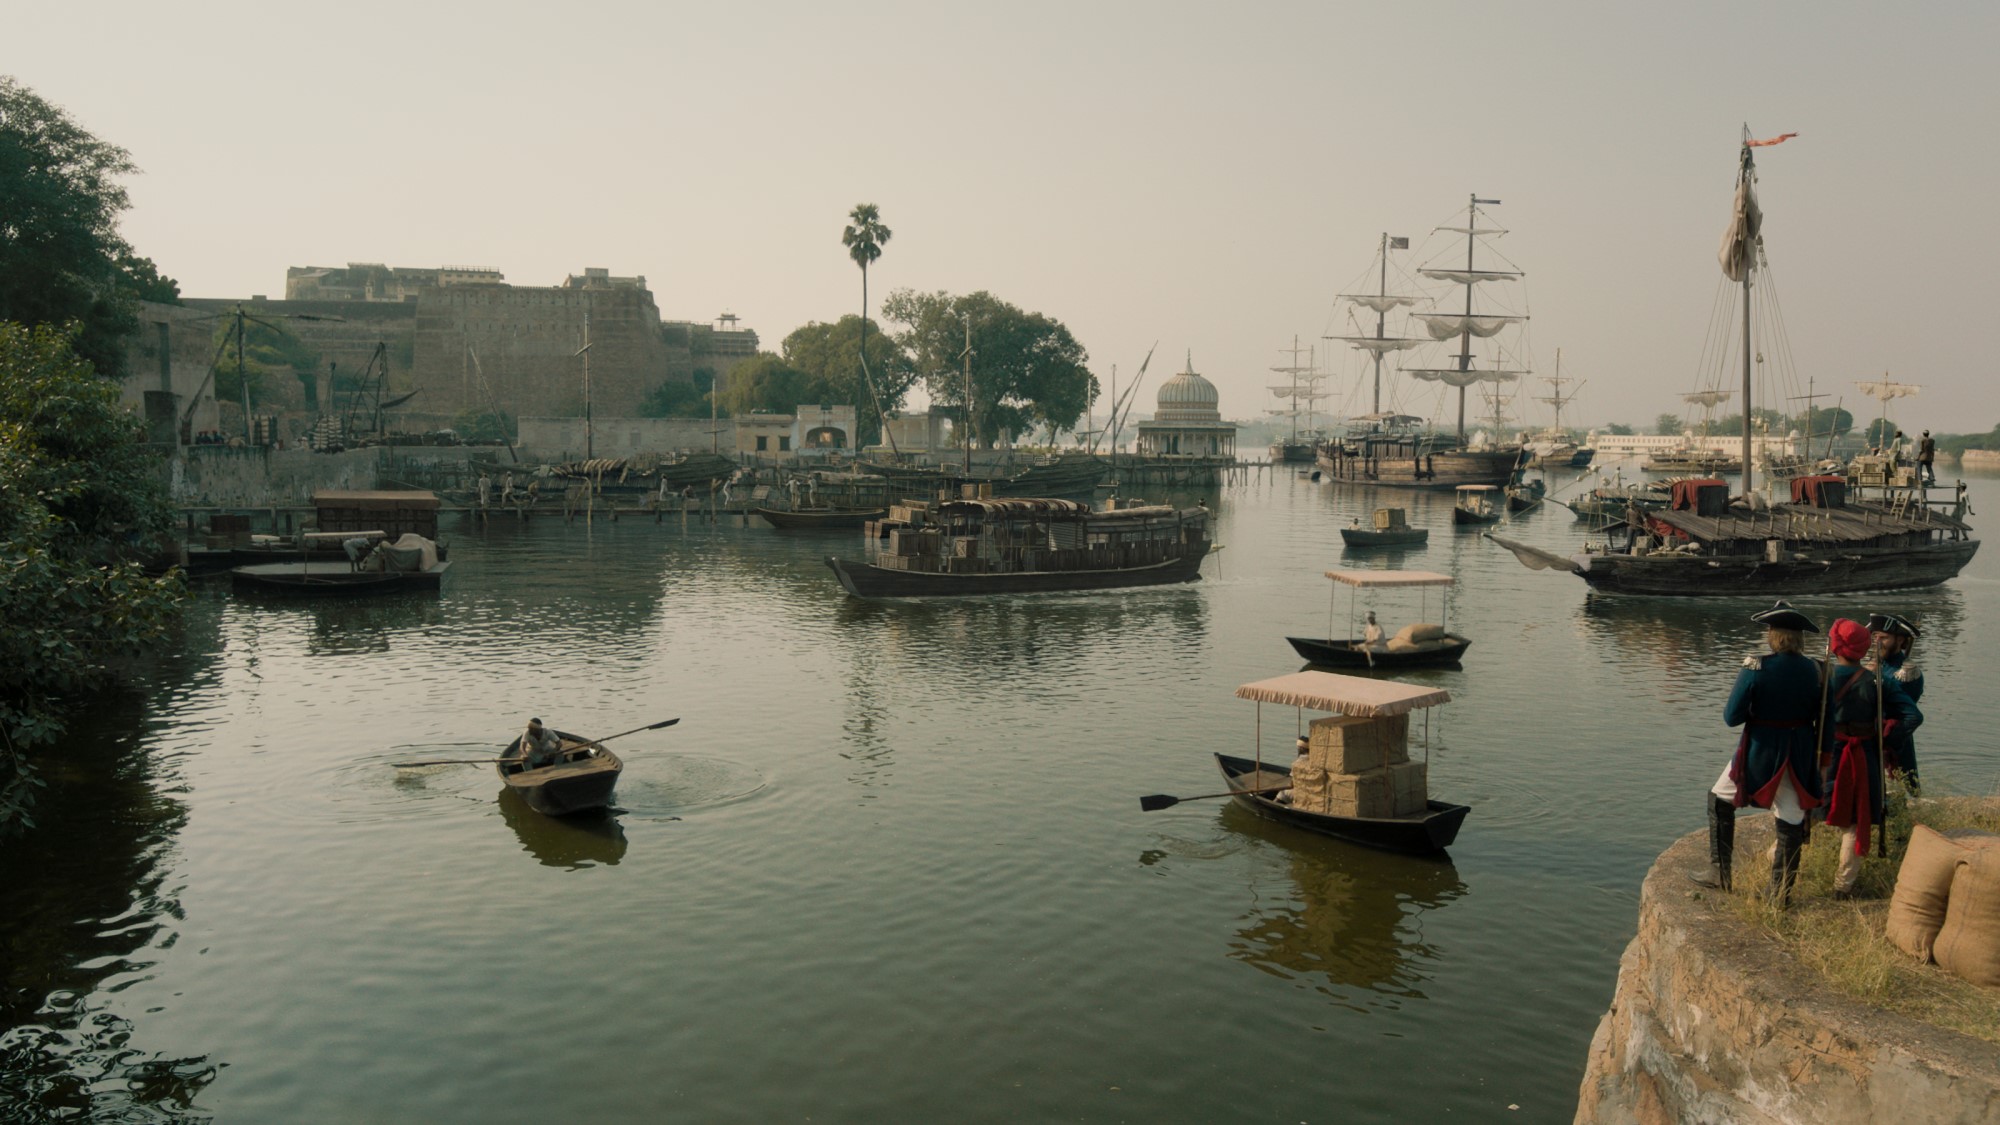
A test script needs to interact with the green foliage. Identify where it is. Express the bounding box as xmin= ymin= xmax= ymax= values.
xmin=210 ymin=313 xmax=318 ymax=410
xmin=842 ymin=203 xmax=891 ymax=272
xmin=783 ymin=318 xmax=916 ymax=444
xmin=1709 ymin=407 xmax=1789 ymax=435
xmin=716 ymin=353 xmax=812 ymax=416
xmin=1862 ymin=417 xmax=1910 ymax=448
xmin=1653 ymin=413 xmax=1682 ymax=436
xmin=1938 ymin=426 xmax=2000 ymax=455
xmin=1605 ymin=422 xmax=1635 ymax=436
xmin=0 ymin=324 xmax=185 ymax=833
xmin=882 ymin=289 xmax=1098 ymax=444
xmin=637 ymin=378 xmax=711 ymax=419
xmin=1798 ymin=405 xmax=1852 ymax=438
xmin=0 ymin=77 xmax=178 ymax=378
xmin=450 ymin=409 xmax=514 ymax=443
